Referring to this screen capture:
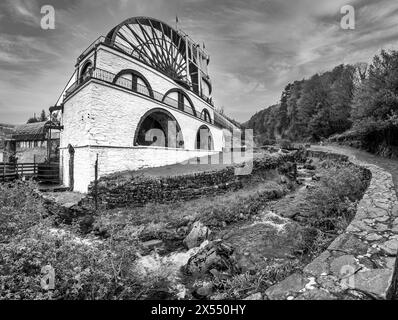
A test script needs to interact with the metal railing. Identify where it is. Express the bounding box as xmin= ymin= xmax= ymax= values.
xmin=75 ymin=36 xmax=213 ymax=105
xmin=65 ymin=68 xmax=213 ymax=124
